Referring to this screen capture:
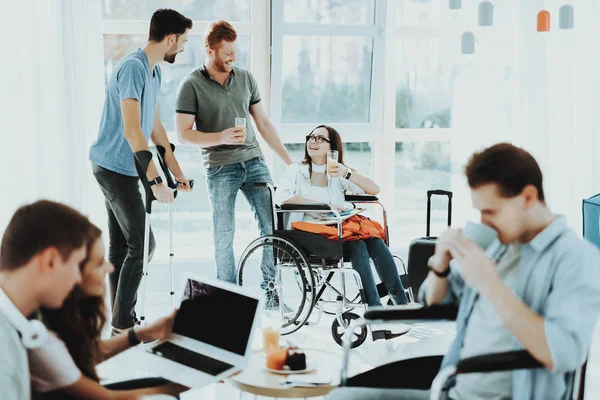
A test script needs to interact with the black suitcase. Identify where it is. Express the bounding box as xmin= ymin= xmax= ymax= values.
xmin=407 ymin=190 xmax=453 ymax=299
